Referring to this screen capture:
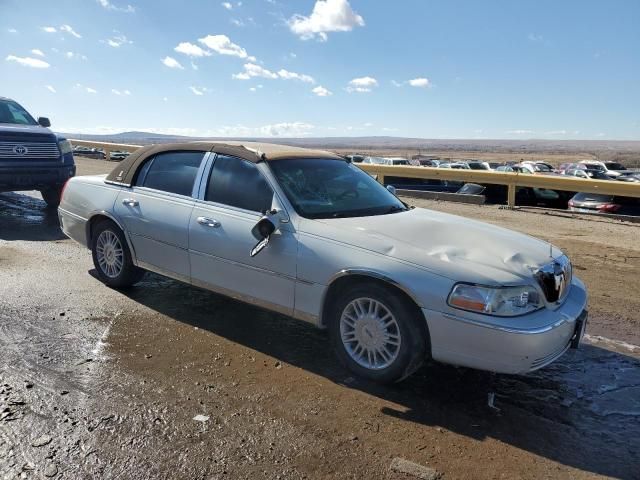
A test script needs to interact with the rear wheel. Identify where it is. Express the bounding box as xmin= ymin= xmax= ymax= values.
xmin=40 ymin=186 xmax=63 ymax=208
xmin=328 ymin=282 xmax=428 ymax=383
xmin=91 ymin=220 xmax=144 ymax=288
